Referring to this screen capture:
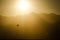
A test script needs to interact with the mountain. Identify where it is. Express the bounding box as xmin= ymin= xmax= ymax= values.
xmin=0 ymin=13 xmax=60 ymax=39
xmin=31 ymin=13 xmax=60 ymax=39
